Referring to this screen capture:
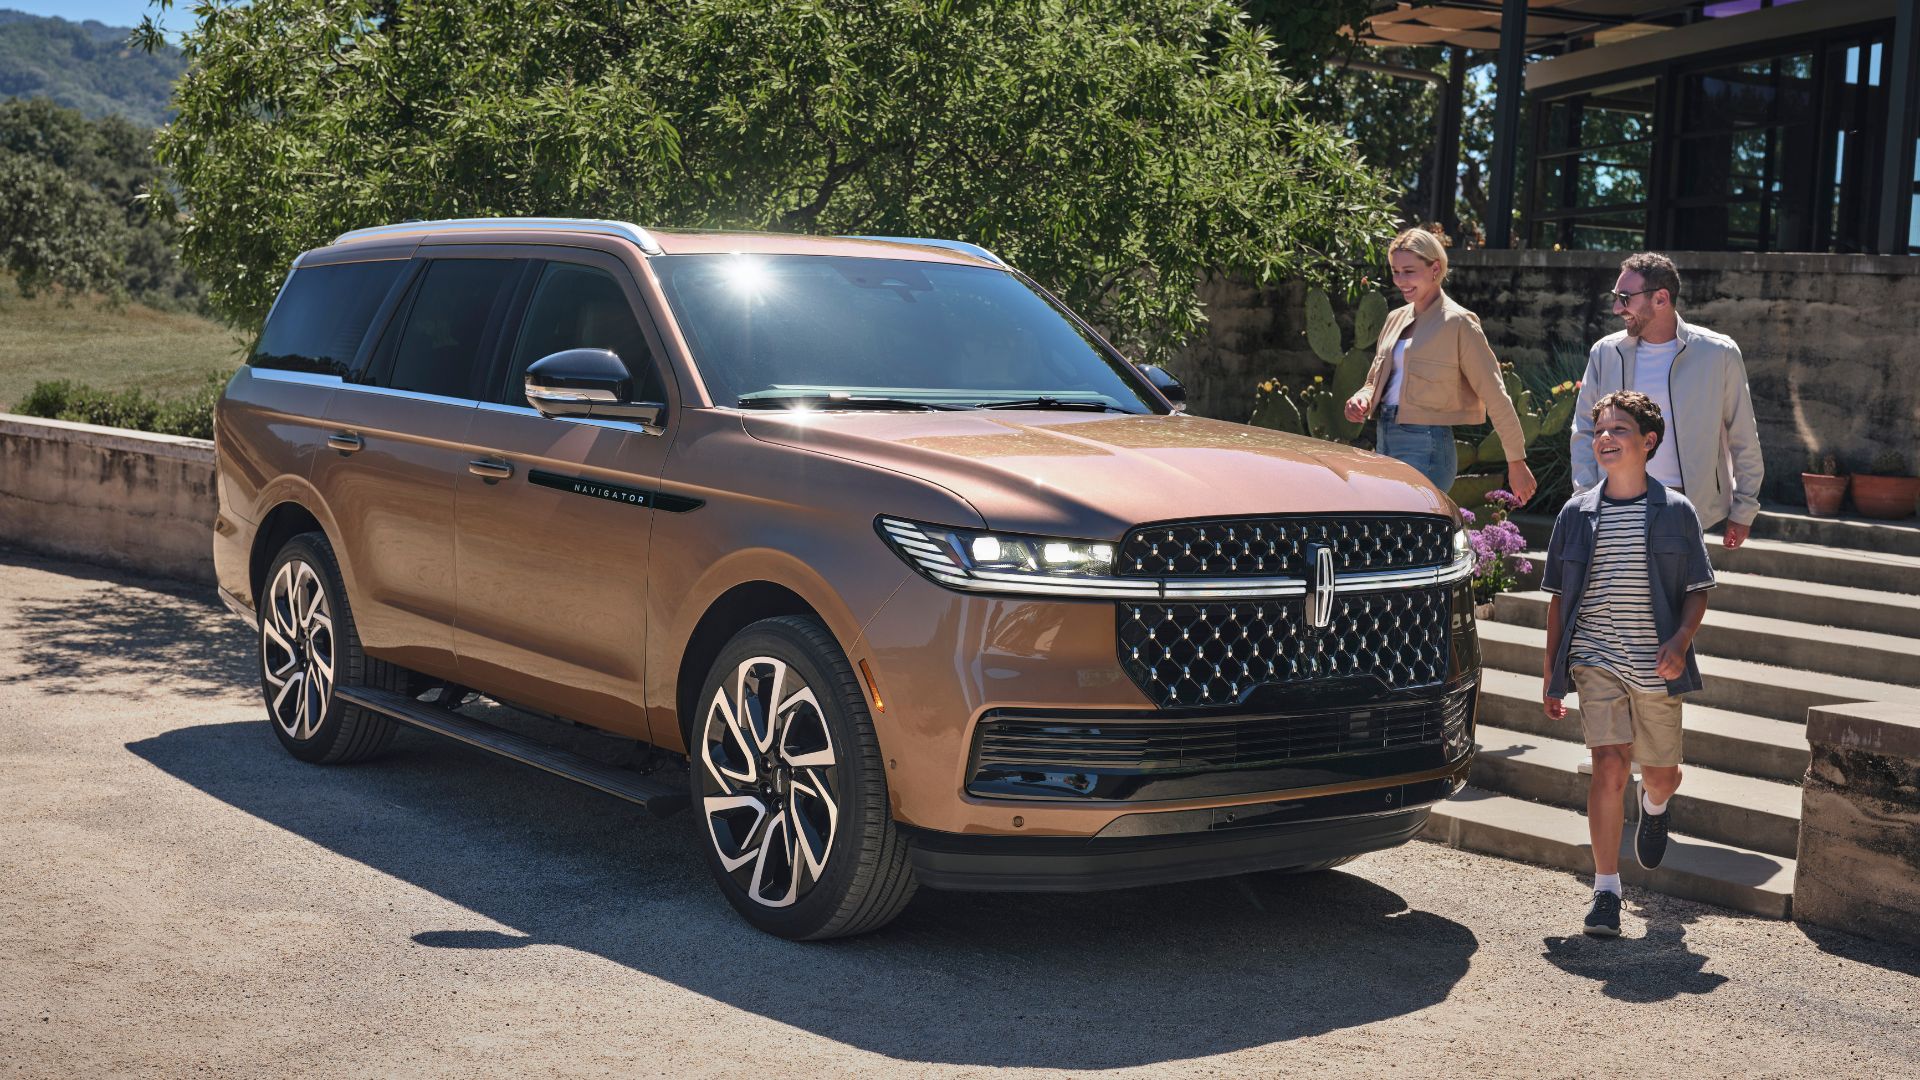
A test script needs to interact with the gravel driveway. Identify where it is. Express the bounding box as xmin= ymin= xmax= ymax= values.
xmin=2 ymin=549 xmax=1915 ymax=1078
